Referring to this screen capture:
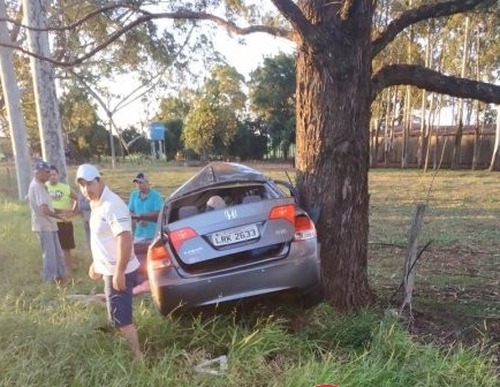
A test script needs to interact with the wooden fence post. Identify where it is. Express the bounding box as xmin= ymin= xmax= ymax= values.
xmin=400 ymin=203 xmax=427 ymax=315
